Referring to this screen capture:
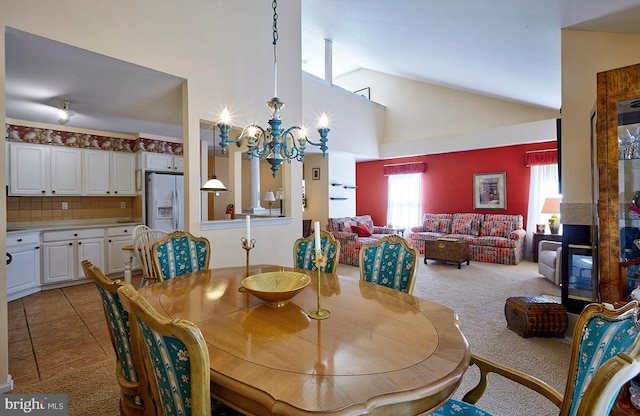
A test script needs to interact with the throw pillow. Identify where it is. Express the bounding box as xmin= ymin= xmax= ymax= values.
xmin=351 ymin=224 xmax=372 ymax=237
